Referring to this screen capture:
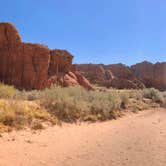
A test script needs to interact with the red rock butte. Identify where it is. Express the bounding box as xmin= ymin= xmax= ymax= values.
xmin=0 ymin=22 xmax=93 ymax=90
